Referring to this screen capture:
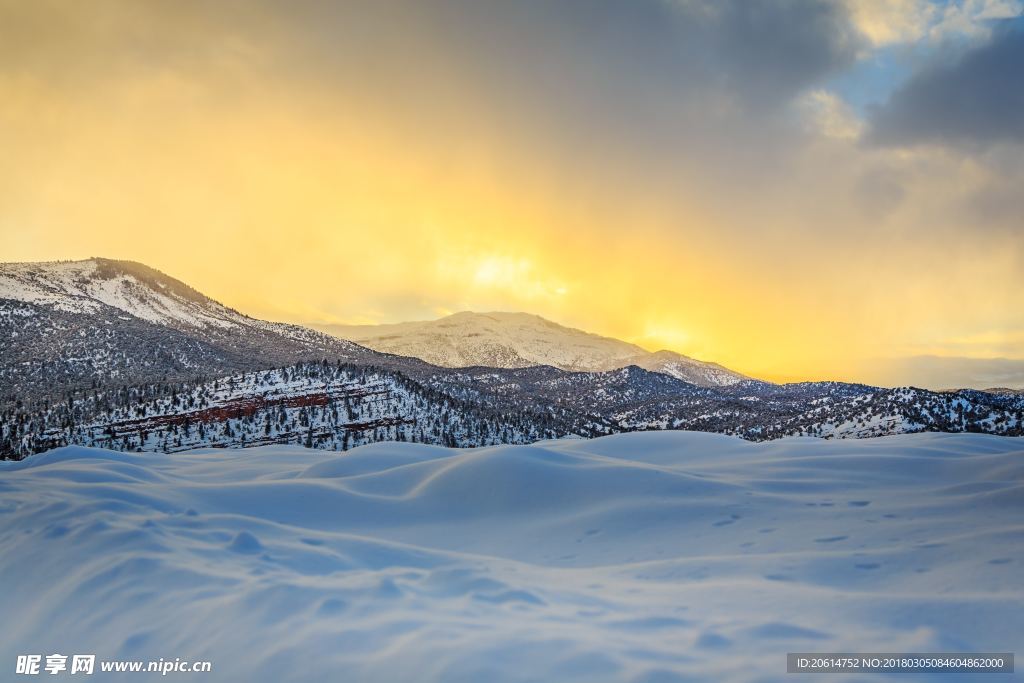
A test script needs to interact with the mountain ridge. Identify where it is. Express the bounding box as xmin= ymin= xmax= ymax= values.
xmin=0 ymin=257 xmax=381 ymax=401
xmin=3 ymin=257 xmax=1022 ymax=459
xmin=315 ymin=310 xmax=749 ymax=387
